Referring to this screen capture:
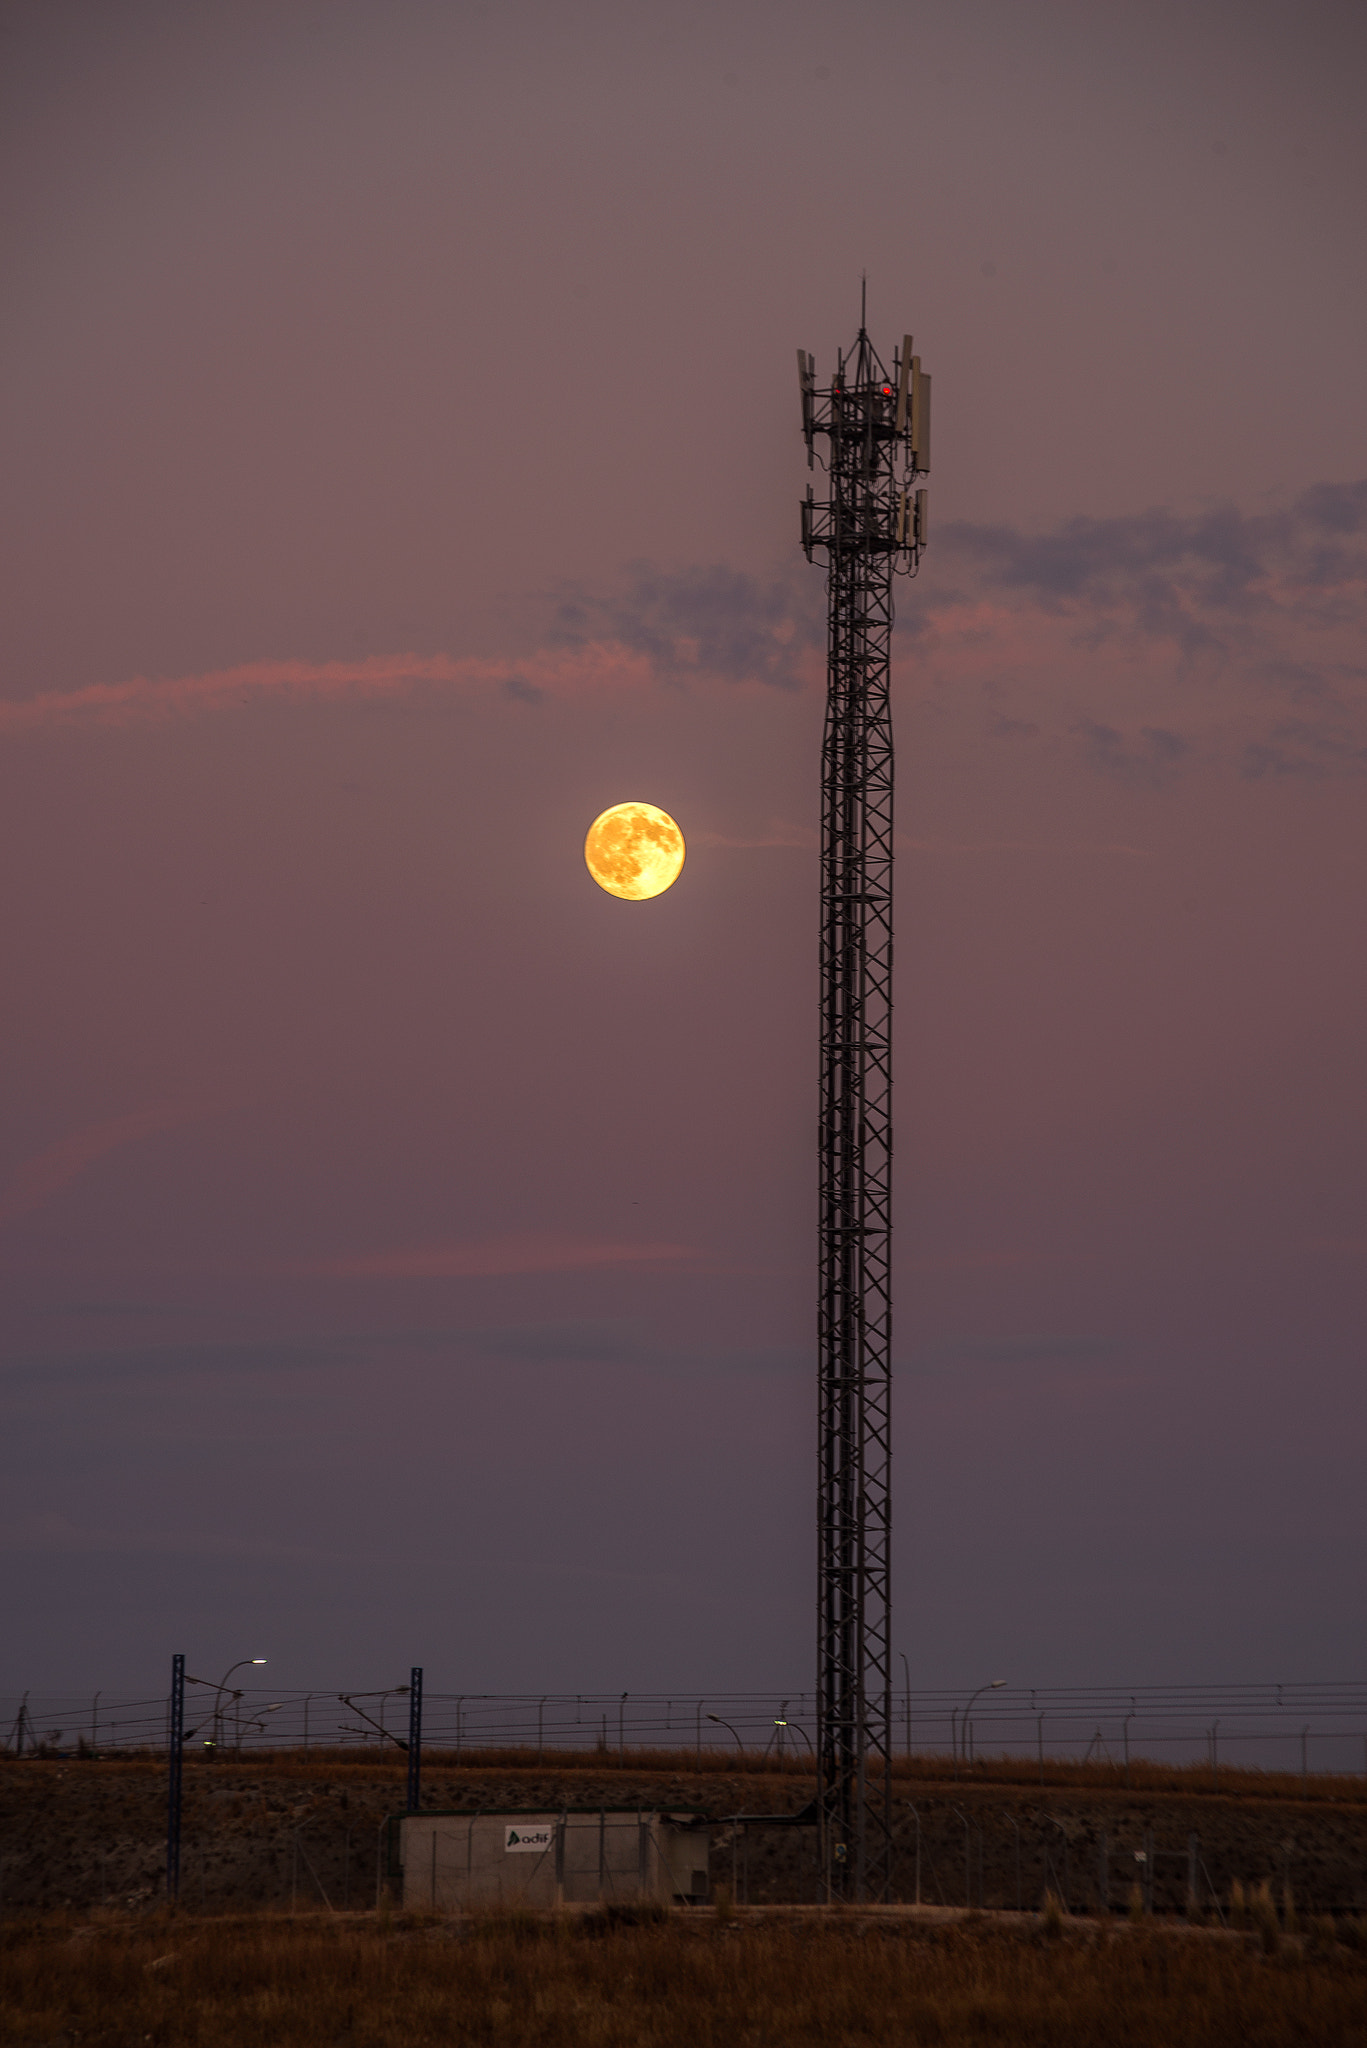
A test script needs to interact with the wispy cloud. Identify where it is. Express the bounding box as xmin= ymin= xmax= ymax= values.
xmin=0 ymin=645 xmax=655 ymax=736
xmin=937 ymin=480 xmax=1367 ymax=639
xmin=0 ymin=1509 xmax=339 ymax=1563
xmin=0 ymin=1104 xmax=209 ymax=1228
xmin=899 ymin=836 xmax=1152 ymax=858
xmin=695 ymin=818 xmax=817 ymax=850
xmin=467 ymin=1319 xmax=645 ymax=1363
xmin=1072 ymin=720 xmax=1191 ymax=789
xmin=6 ymin=481 xmax=1364 ymax=778
xmin=552 ymin=561 xmax=823 ymax=690
xmin=307 ymin=1233 xmax=697 ymax=1279
xmin=921 ymin=479 xmax=1367 ymax=781
xmin=915 ymin=1334 xmax=1123 ymax=1372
